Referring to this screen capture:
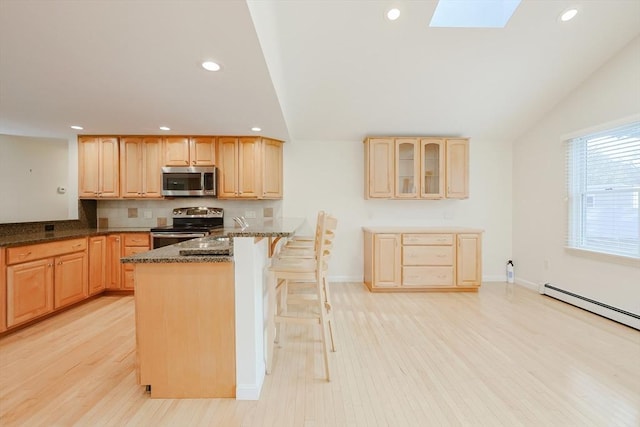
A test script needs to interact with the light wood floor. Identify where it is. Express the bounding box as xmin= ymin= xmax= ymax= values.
xmin=1 ymin=282 xmax=638 ymax=426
